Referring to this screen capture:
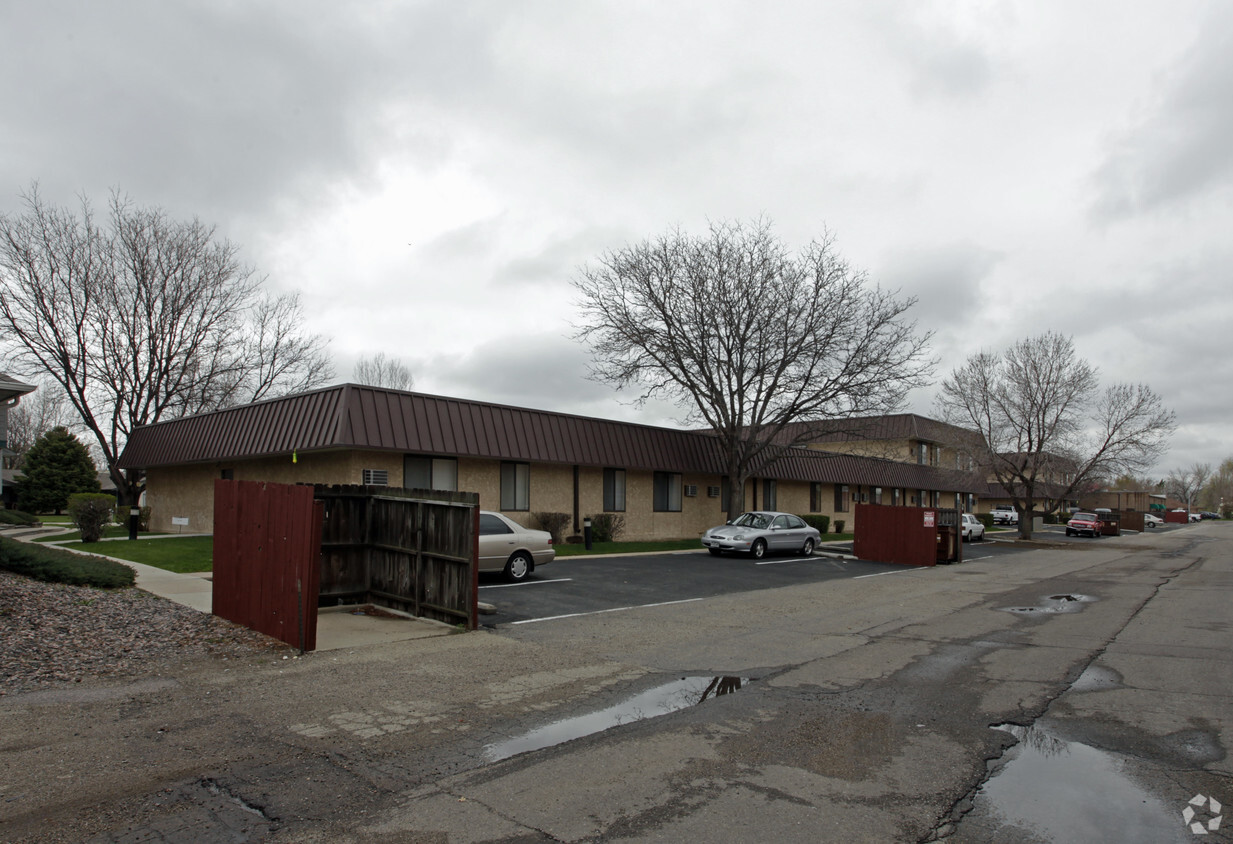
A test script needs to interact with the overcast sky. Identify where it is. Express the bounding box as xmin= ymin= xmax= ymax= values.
xmin=3 ymin=1 xmax=1229 ymax=477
